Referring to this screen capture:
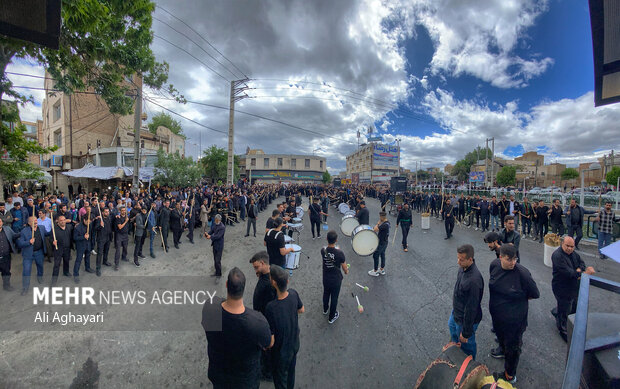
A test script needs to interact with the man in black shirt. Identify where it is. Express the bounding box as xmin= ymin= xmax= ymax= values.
xmin=95 ymin=208 xmax=113 ymax=276
xmin=250 ymin=251 xmax=276 ymax=380
xmin=369 ymin=212 xmax=389 ymax=277
xmin=479 ymin=196 xmax=490 ymax=232
xmin=265 ymin=209 xmax=280 ymax=233
xmin=356 ymin=201 xmax=369 ymax=225
xmin=551 ymin=236 xmax=595 ymax=341
xmin=203 ymin=267 xmax=272 ymax=388
xmin=533 ymin=200 xmax=549 ymax=243
xmin=51 ymin=215 xmax=72 ymax=284
xmin=499 ymin=216 xmax=521 ymax=262
xmin=264 ymin=218 xmax=294 ymax=268
xmin=449 ymin=244 xmax=484 ymax=359
xmin=309 ymin=197 xmax=326 ymax=239
xmin=396 ymin=203 xmax=412 ymax=252
xmin=489 ymin=244 xmax=539 ymax=385
xmin=0 ymin=217 xmax=17 ymax=291
xmin=484 ymin=232 xmax=501 ymax=259
xmin=114 ymin=207 xmax=130 ymax=271
xmin=265 ymin=266 xmax=304 ymax=389
xmin=321 ymin=230 xmax=348 ymax=323
xmin=549 ymin=199 xmax=564 ymax=235
xmin=285 ymin=201 xmax=297 ymax=238
xmin=443 ymin=198 xmax=455 ymax=239
xmin=245 ymin=198 xmax=259 ymax=237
